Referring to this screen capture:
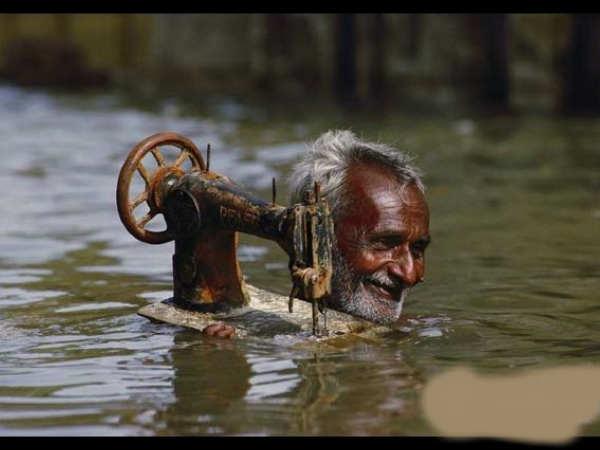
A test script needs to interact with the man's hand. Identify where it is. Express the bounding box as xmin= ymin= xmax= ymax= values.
xmin=202 ymin=322 xmax=236 ymax=339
